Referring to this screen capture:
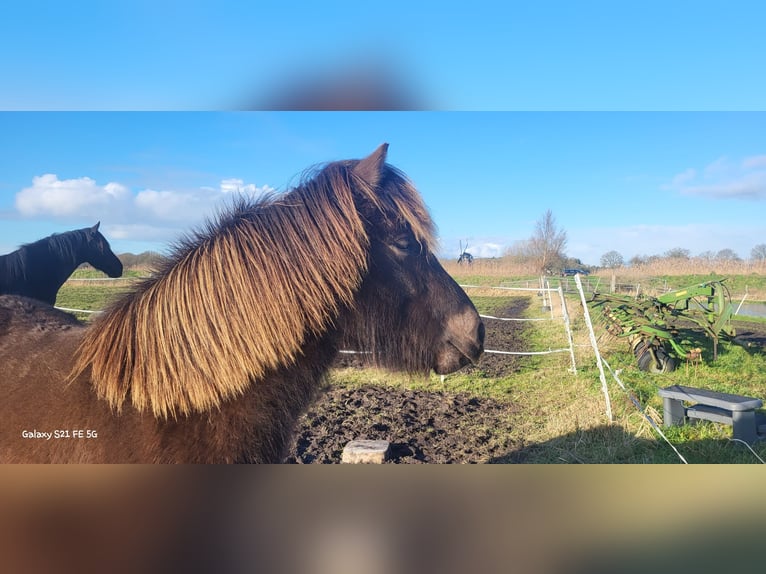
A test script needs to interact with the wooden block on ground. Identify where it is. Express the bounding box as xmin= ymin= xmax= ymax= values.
xmin=341 ymin=440 xmax=390 ymax=464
